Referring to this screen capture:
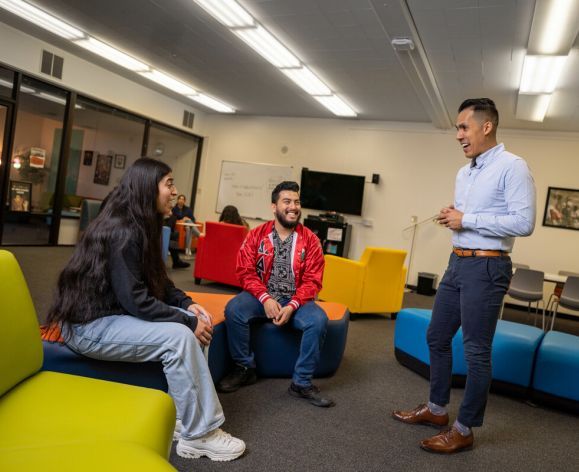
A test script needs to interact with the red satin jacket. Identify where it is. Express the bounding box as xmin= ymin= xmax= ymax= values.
xmin=236 ymin=220 xmax=325 ymax=310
